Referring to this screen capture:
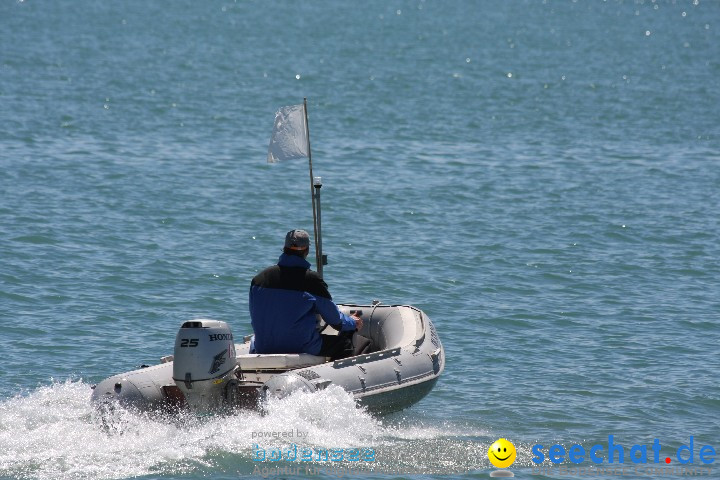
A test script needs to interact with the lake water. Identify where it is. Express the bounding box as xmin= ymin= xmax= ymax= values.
xmin=1 ymin=1 xmax=719 ymax=479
